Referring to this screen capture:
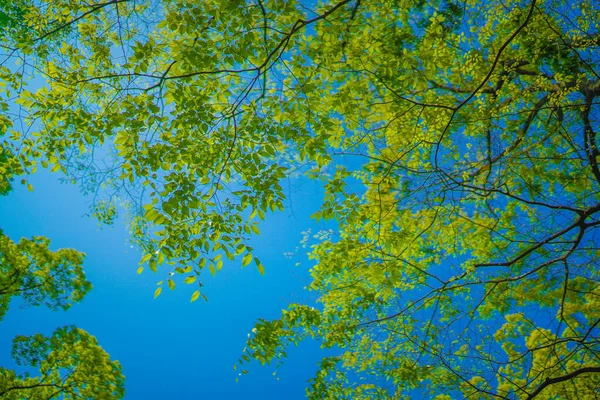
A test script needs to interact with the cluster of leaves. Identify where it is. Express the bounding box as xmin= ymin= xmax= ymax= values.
xmin=0 ymin=326 xmax=124 ymax=399
xmin=0 ymin=0 xmax=599 ymax=398
xmin=0 ymin=232 xmax=90 ymax=320
xmin=1 ymin=0 xmax=300 ymax=300
xmin=0 ymin=182 xmax=124 ymax=398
